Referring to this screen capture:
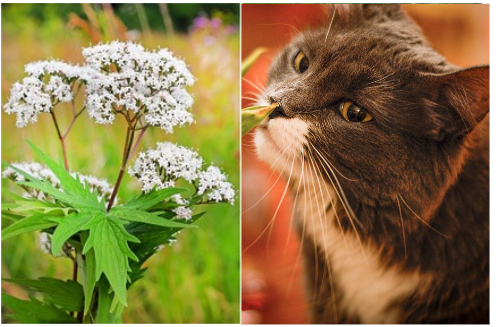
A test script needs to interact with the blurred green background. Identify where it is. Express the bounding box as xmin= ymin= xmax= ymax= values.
xmin=1 ymin=3 xmax=240 ymax=324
